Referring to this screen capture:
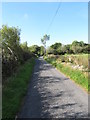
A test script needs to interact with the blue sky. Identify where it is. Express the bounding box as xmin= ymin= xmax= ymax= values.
xmin=2 ymin=2 xmax=88 ymax=47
